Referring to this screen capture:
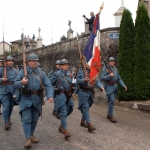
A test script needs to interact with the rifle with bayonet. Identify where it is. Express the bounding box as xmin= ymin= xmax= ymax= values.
xmin=74 ymin=38 xmax=88 ymax=79
xmin=100 ymin=50 xmax=113 ymax=73
xmin=22 ymin=33 xmax=27 ymax=79
xmin=2 ymin=32 xmax=6 ymax=82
